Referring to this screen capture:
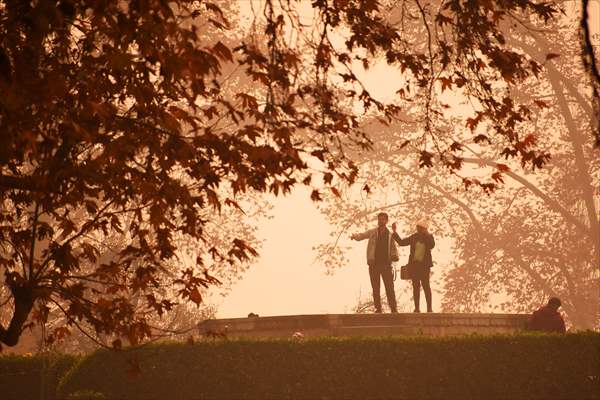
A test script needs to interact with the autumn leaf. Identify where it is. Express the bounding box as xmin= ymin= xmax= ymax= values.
xmin=311 ymin=150 xmax=326 ymax=162
xmin=311 ymin=189 xmax=322 ymax=202
xmin=206 ymin=189 xmax=221 ymax=212
xmin=212 ymin=41 xmax=233 ymax=62
xmin=161 ymin=111 xmax=181 ymax=133
xmin=496 ymin=163 xmax=510 ymax=172
xmin=454 ymin=77 xmax=466 ymax=88
xmin=224 ymin=198 xmax=243 ymax=212
xmin=237 ymin=93 xmax=259 ymax=110
xmin=521 ymin=133 xmax=537 ymax=149
xmin=465 ymin=117 xmax=480 ymax=131
xmin=339 ymin=72 xmax=356 ymax=82
xmin=462 ymin=178 xmax=473 ymax=190
xmin=450 ymin=141 xmax=463 ymax=151
xmin=58 ymin=219 xmax=76 ymax=239
xmin=188 ymin=288 xmax=203 ymax=305
xmin=203 ymin=106 xmax=219 ymax=119
xmin=419 ymin=151 xmax=434 ymax=168
xmin=438 ymin=76 xmax=453 ymax=92
xmin=473 ymin=134 xmax=491 ymax=144
xmin=491 ymin=171 xmax=504 ymax=183
xmin=168 ymin=105 xmax=188 ymax=119
xmin=436 ymin=13 xmax=453 ymax=26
